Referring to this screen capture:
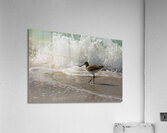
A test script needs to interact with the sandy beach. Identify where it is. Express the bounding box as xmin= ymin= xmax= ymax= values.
xmin=28 ymin=66 xmax=122 ymax=103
